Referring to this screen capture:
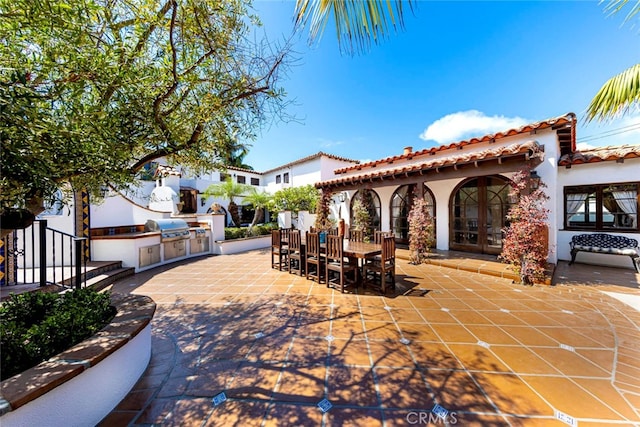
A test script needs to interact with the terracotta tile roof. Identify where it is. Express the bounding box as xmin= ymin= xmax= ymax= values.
xmin=154 ymin=164 xmax=181 ymax=177
xmin=316 ymin=140 xmax=543 ymax=189
xmin=261 ymin=151 xmax=360 ymax=175
xmin=558 ymin=144 xmax=640 ymax=166
xmin=334 ymin=113 xmax=575 ymax=174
